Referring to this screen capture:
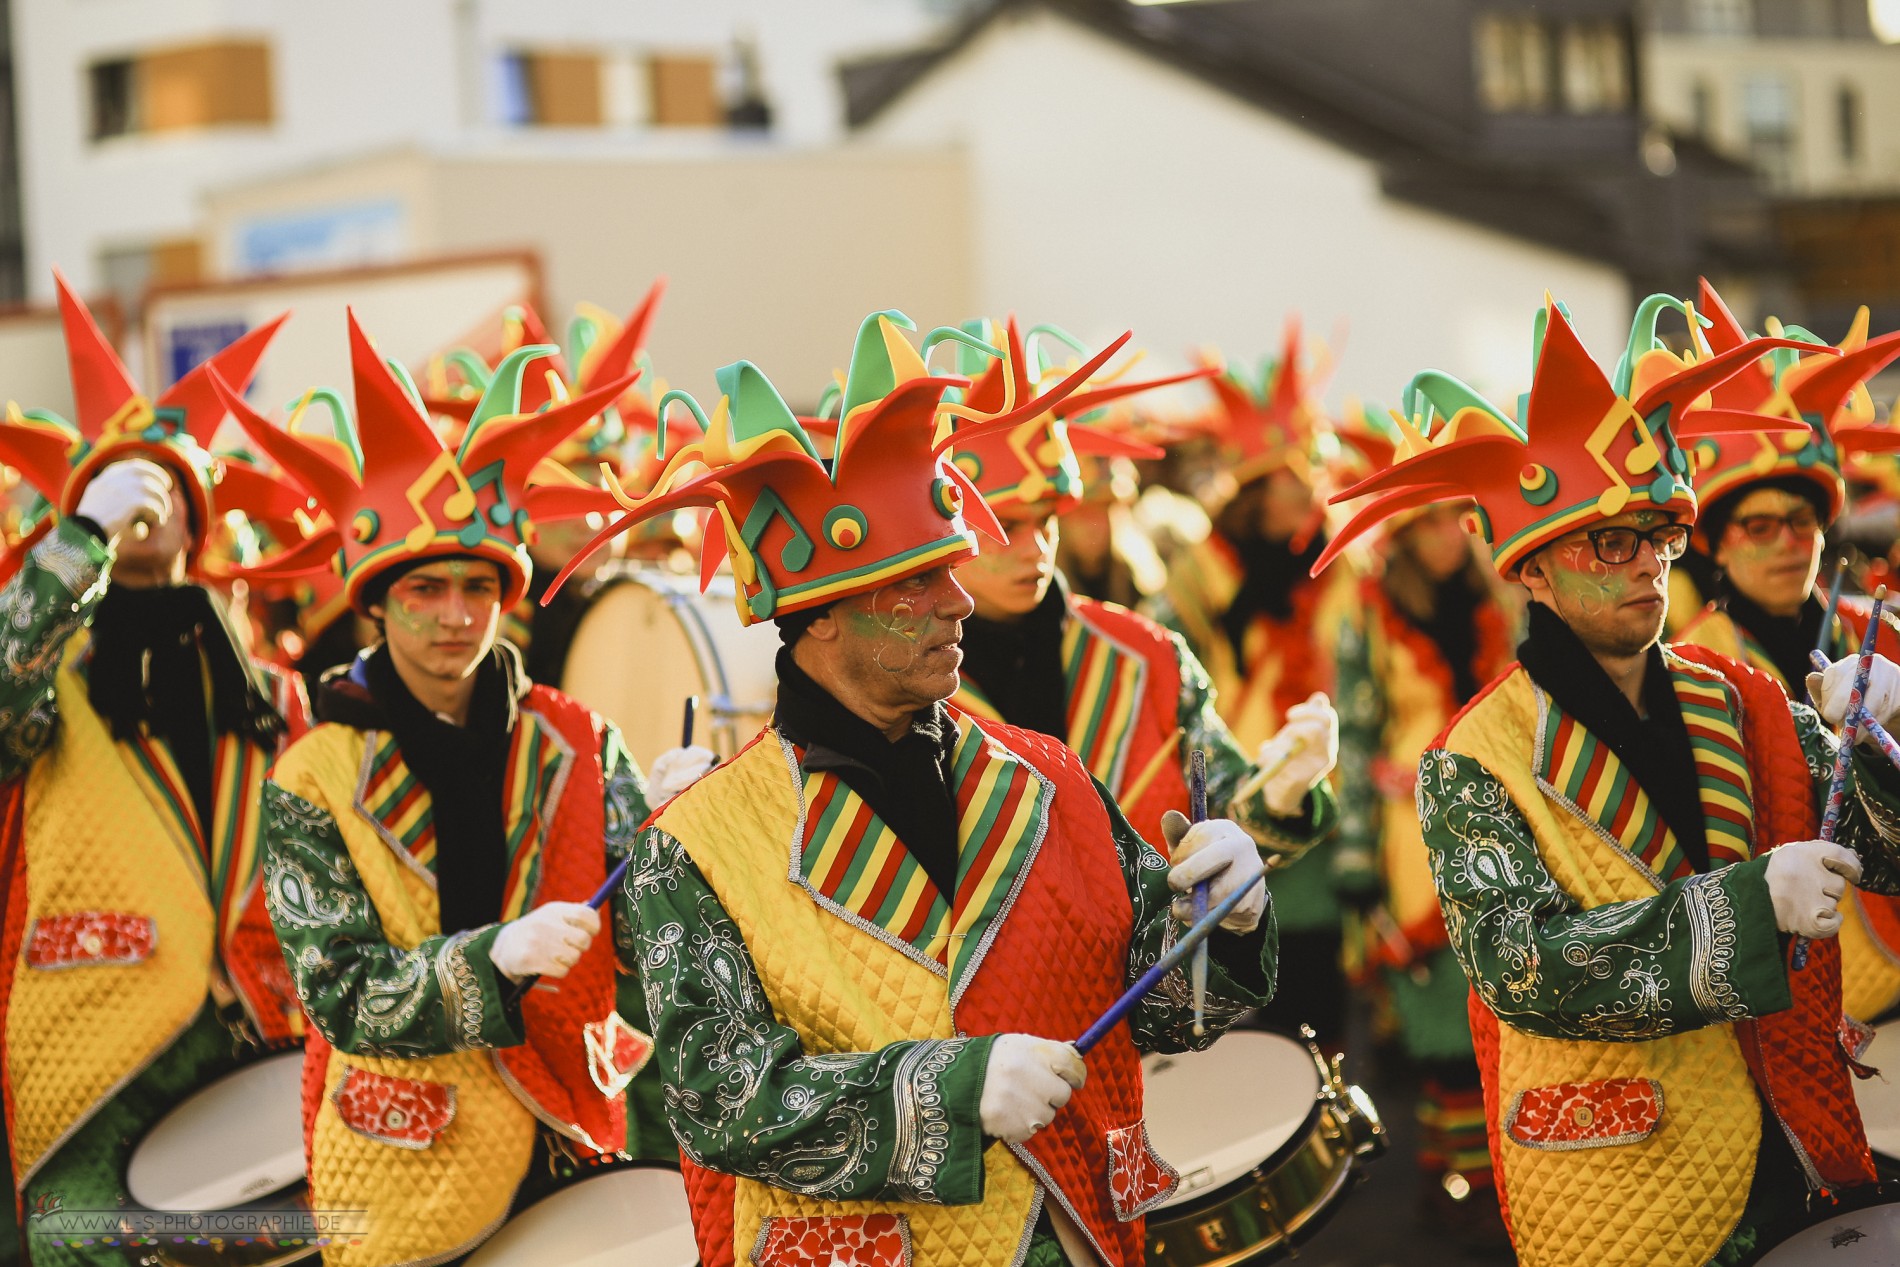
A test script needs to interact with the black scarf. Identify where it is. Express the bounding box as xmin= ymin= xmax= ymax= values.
xmin=522 ymin=563 xmax=590 ymax=689
xmin=772 ymin=647 xmax=961 ymax=901
xmin=317 ymin=644 xmax=521 ymax=934
xmin=1221 ymin=530 xmax=1326 ymax=665
xmin=1719 ymin=585 xmax=1825 ymax=696
xmin=957 ymin=577 xmax=1070 ymax=740
xmin=1517 ymin=604 xmax=1710 ymax=872
xmin=88 ymin=584 xmax=284 ymax=833
xmin=1398 ymin=573 xmax=1487 ymax=706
